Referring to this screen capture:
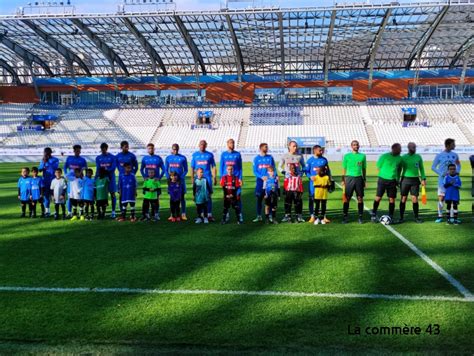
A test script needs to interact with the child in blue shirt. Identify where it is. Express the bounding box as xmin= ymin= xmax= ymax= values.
xmin=82 ymin=168 xmax=95 ymax=221
xmin=30 ymin=167 xmax=44 ymax=218
xmin=263 ymin=166 xmax=280 ymax=224
xmin=168 ymin=172 xmax=184 ymax=222
xmin=18 ymin=167 xmax=32 ymax=218
xmin=118 ymin=163 xmax=137 ymax=222
xmin=443 ymin=164 xmax=462 ymax=225
xmin=193 ymin=168 xmax=212 ymax=224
